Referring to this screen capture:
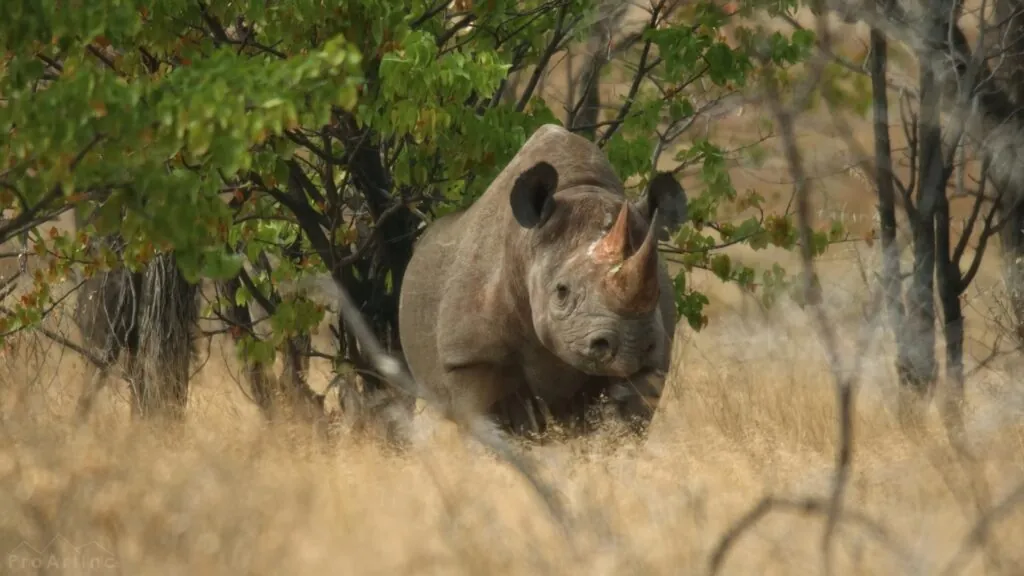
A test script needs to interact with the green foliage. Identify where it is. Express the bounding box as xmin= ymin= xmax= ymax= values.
xmin=813 ymin=61 xmax=873 ymax=116
xmin=1 ymin=0 xmax=847 ymax=362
